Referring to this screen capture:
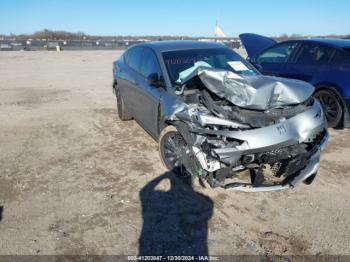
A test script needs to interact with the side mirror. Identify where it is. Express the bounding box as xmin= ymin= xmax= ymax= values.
xmin=147 ymin=73 xmax=164 ymax=88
